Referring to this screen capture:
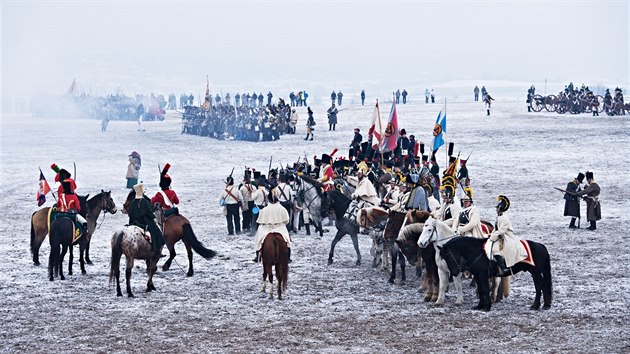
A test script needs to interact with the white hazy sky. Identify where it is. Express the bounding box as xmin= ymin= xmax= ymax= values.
xmin=2 ymin=0 xmax=629 ymax=97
